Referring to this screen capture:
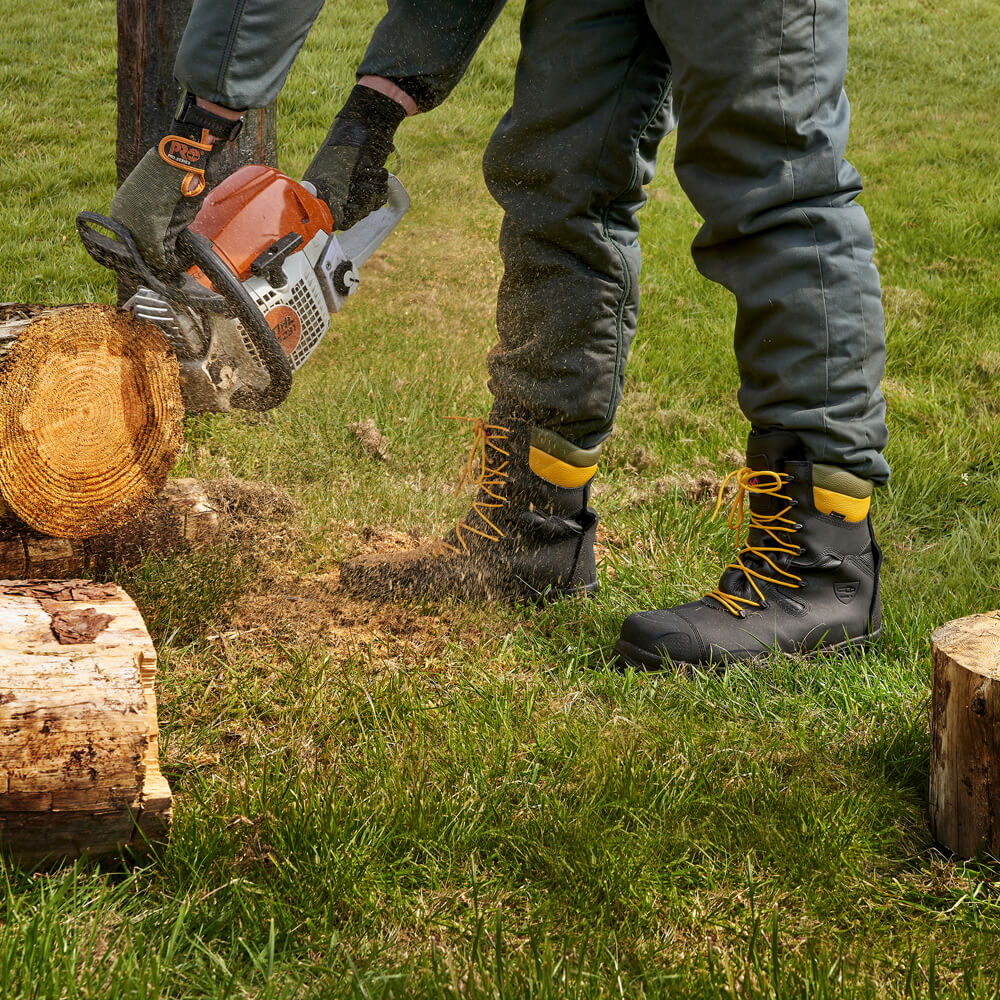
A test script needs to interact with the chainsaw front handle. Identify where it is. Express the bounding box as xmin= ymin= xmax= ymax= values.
xmin=176 ymin=230 xmax=293 ymax=411
xmin=335 ymin=174 xmax=410 ymax=269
